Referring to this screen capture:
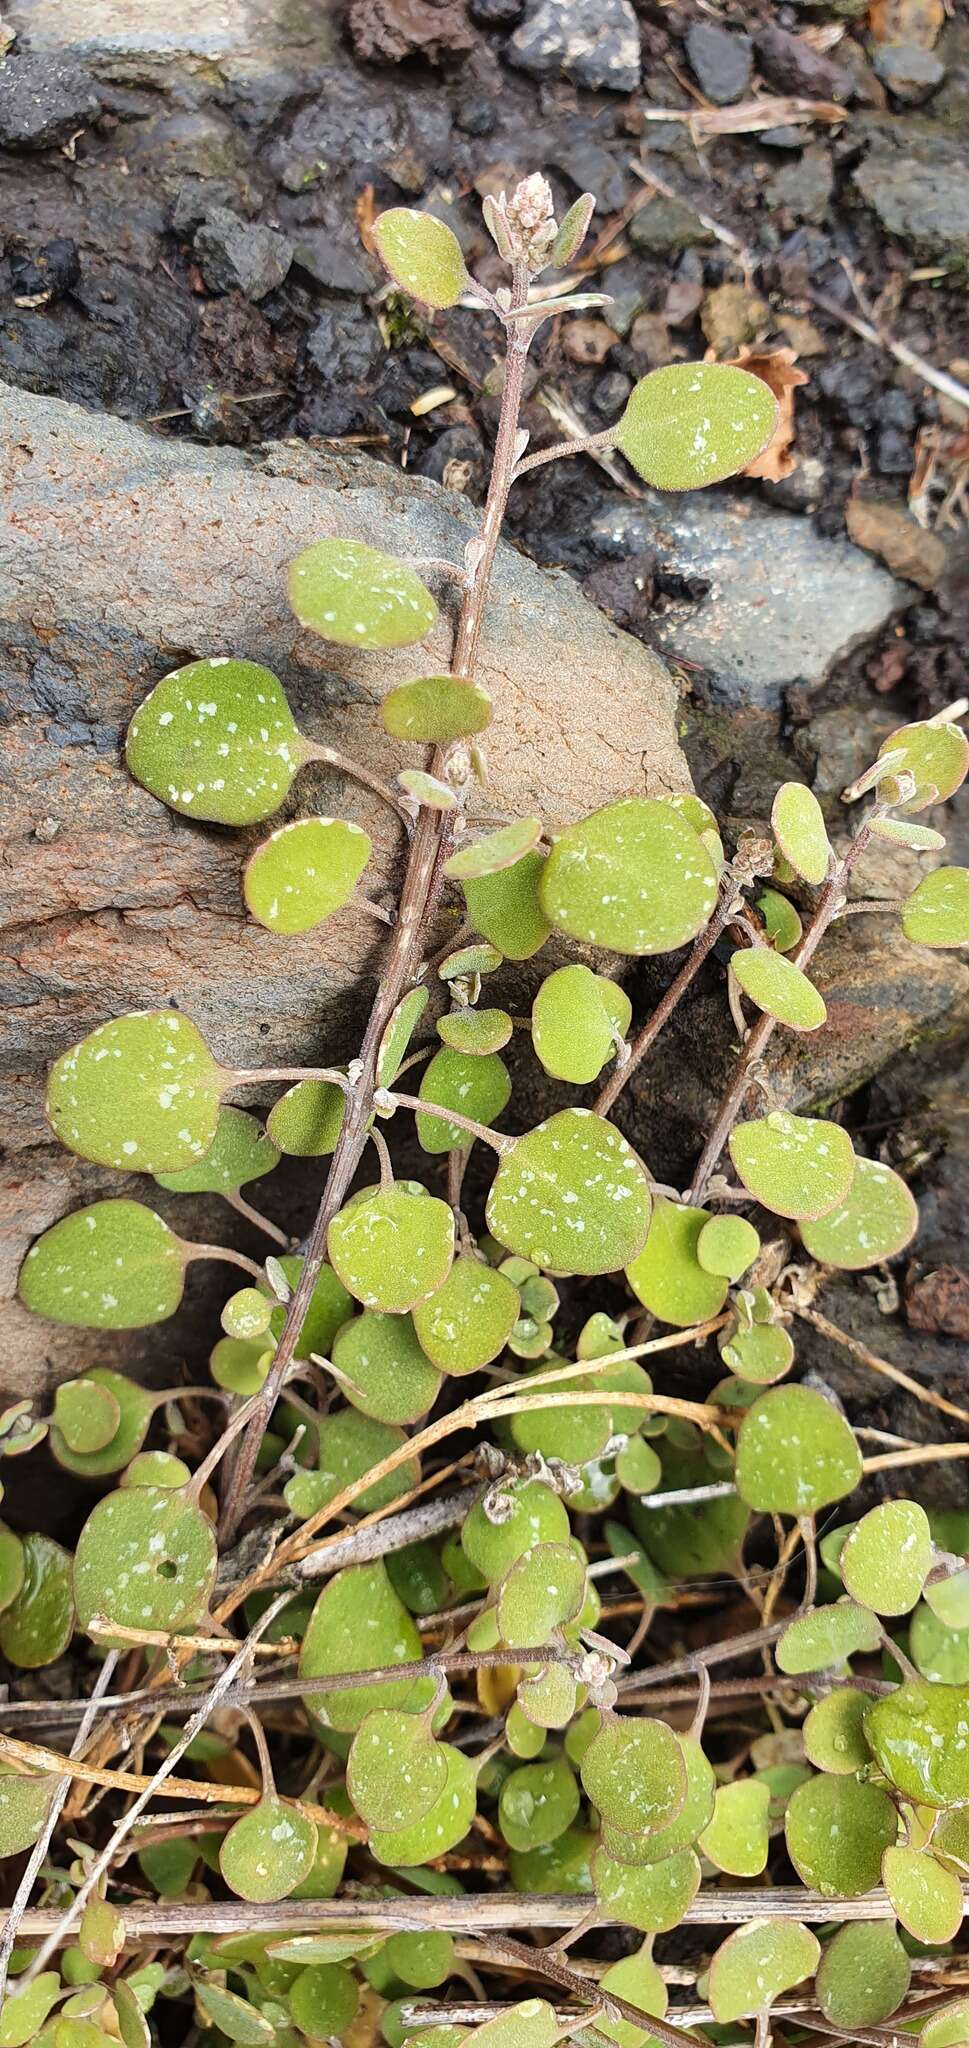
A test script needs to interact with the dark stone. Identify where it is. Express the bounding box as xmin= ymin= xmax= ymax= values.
xmin=765 ymin=146 xmax=834 ymax=225
xmin=592 ymin=369 xmax=633 ymax=418
xmin=759 ymin=126 xmax=809 ymax=148
xmin=306 ymin=302 xmax=383 ymax=386
xmin=819 ymin=358 xmax=880 ymax=427
xmin=455 ymin=94 xmax=498 ymax=133
xmin=470 ymin=0 xmax=524 ymax=21
xmin=854 ymin=134 xmax=969 ymax=269
xmin=872 ymin=43 xmax=945 ymax=105
xmin=876 ymin=427 xmax=914 ymax=476
xmin=411 ymin=424 xmax=487 ymax=490
xmin=8 ymin=238 xmax=80 ymax=304
xmin=0 ymin=53 xmax=101 ymax=150
xmin=290 ymin=205 xmax=382 ymax=294
xmin=194 ymin=208 xmax=293 ymax=302
xmin=270 ymin=67 xmax=452 ymax=195
xmin=628 ymin=194 xmax=714 ymax=252
xmin=876 ymin=388 xmax=917 ymax=431
xmin=754 ymin=23 xmax=853 ymax=100
xmin=508 ymin=0 xmax=641 ymax=91
xmin=685 ymin=22 xmax=752 ymax=105
xmin=172 ymin=178 xmax=245 ymax=236
xmin=548 ymin=139 xmax=627 ymax=215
